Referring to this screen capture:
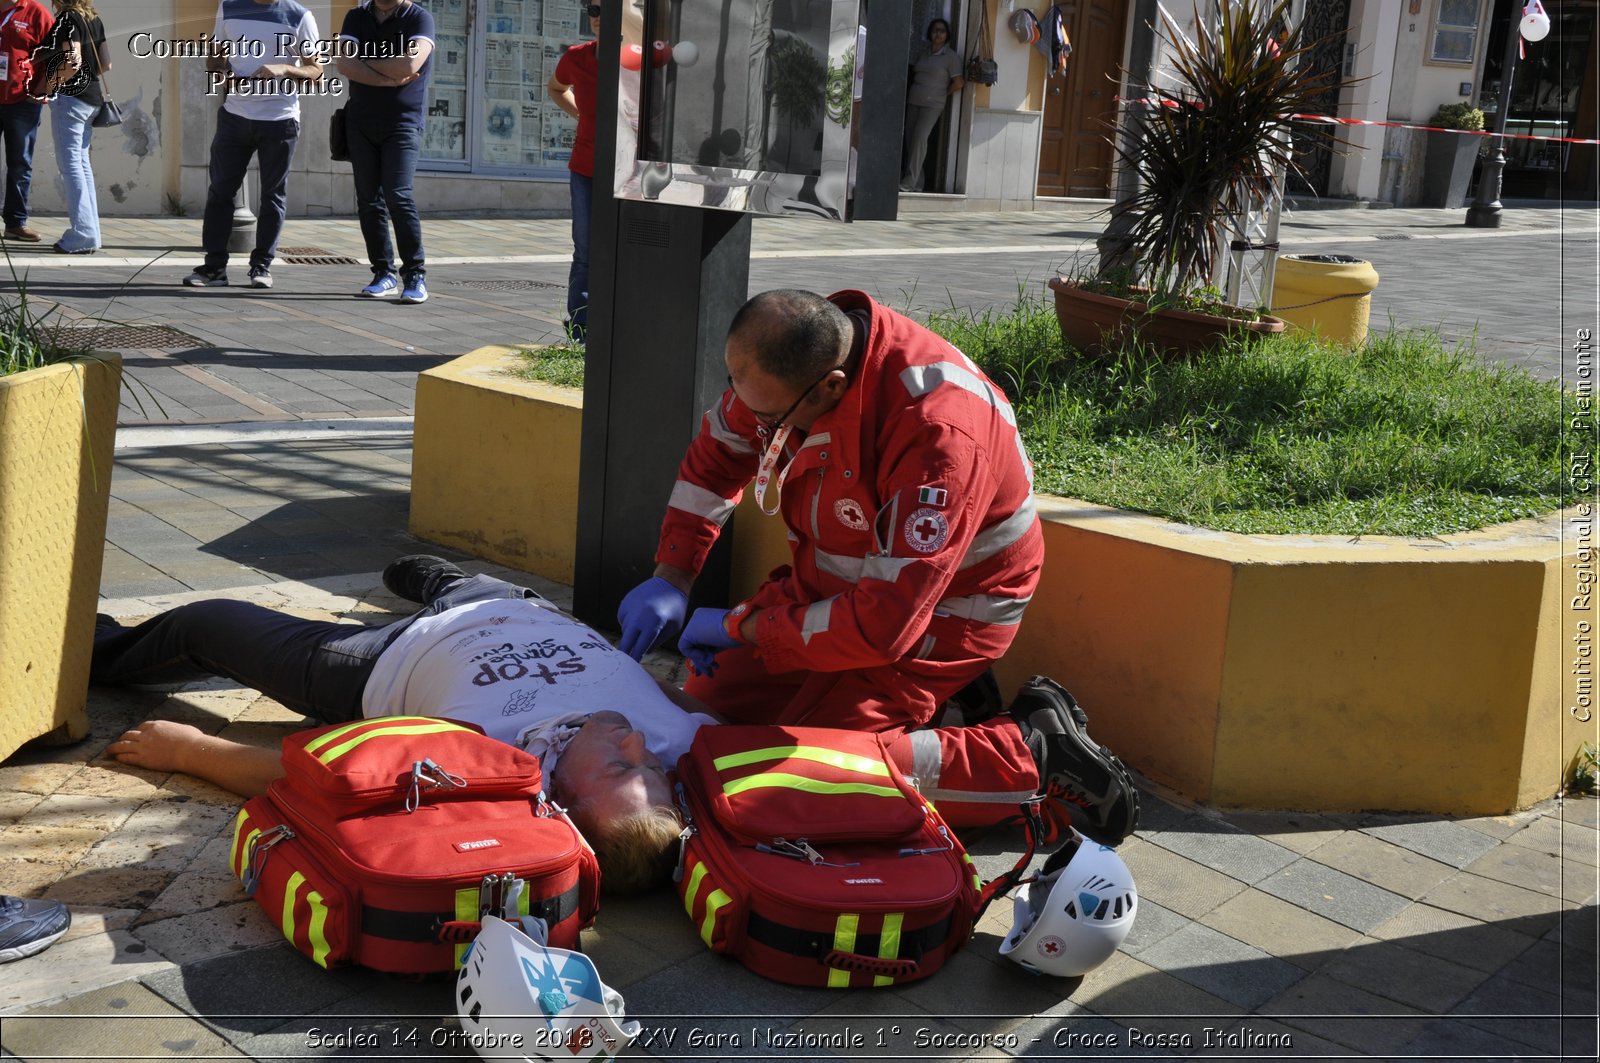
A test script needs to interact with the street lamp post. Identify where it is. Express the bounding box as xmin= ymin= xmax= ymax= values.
xmin=1465 ymin=6 xmax=1523 ymax=228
